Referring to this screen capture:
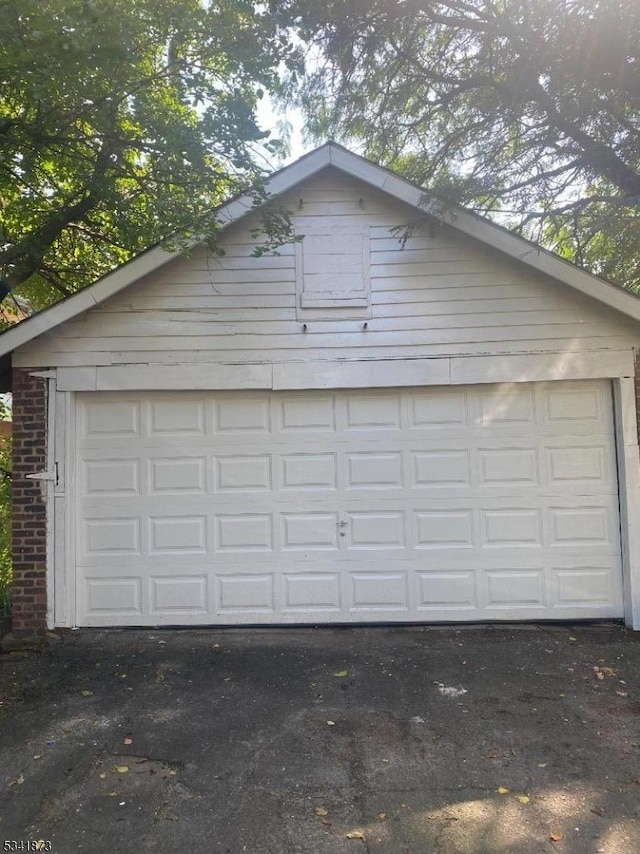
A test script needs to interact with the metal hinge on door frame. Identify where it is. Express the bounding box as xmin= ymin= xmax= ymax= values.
xmin=26 ymin=462 xmax=59 ymax=500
